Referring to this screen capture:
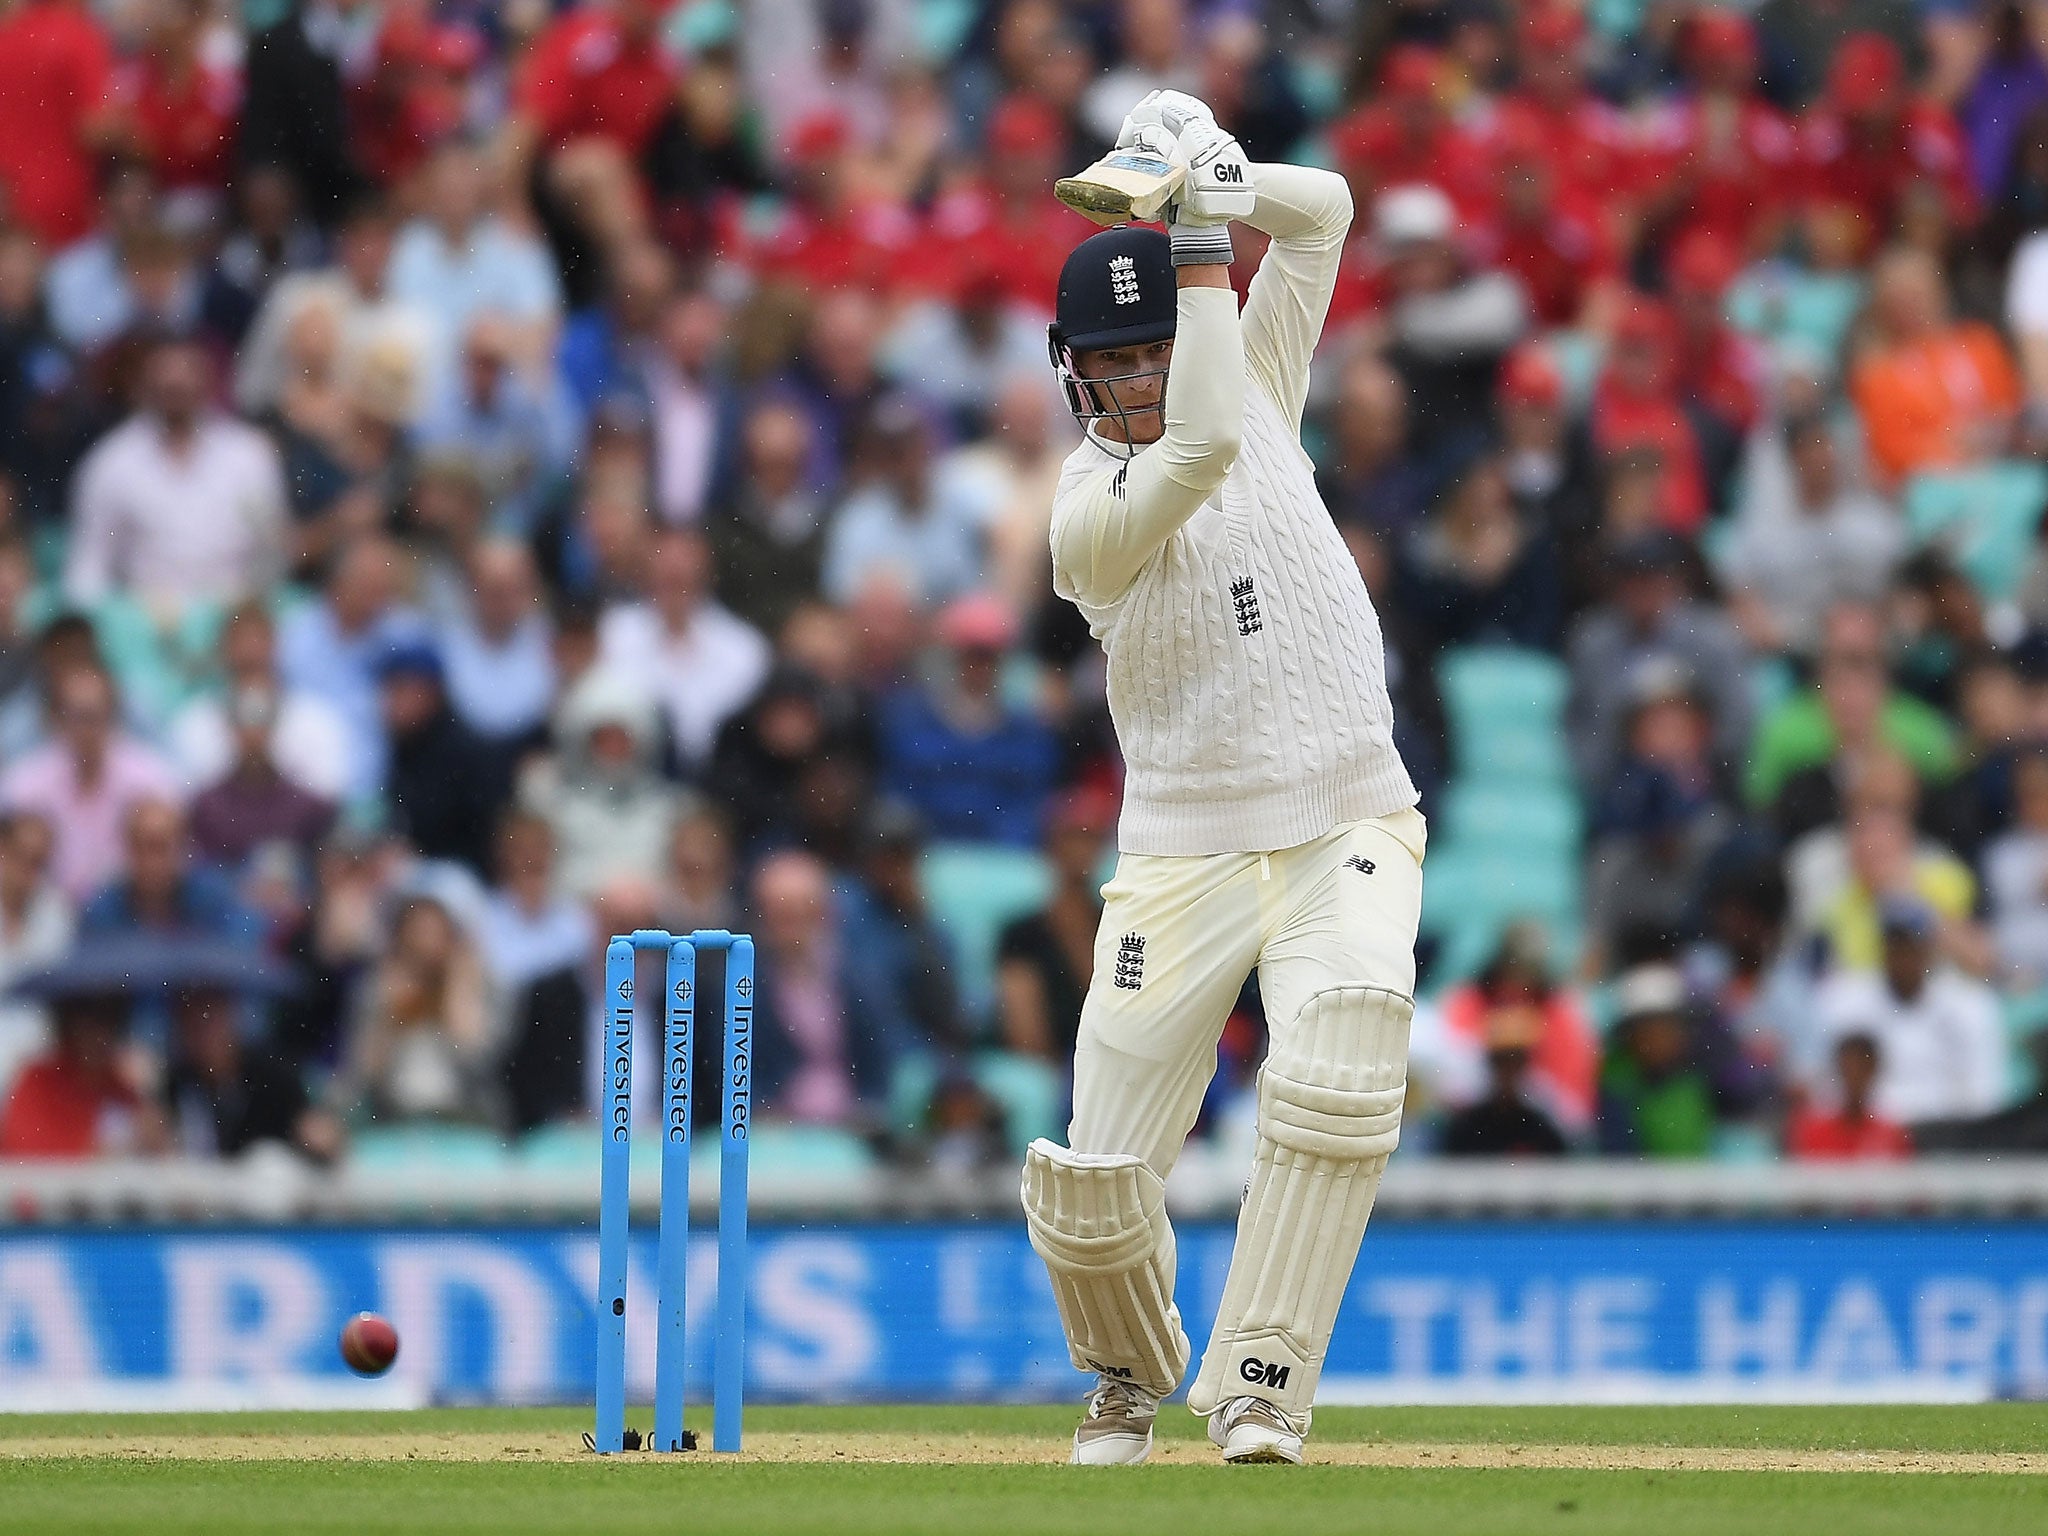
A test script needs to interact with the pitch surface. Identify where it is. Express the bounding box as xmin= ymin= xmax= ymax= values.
xmin=3 ymin=1406 xmax=2045 ymax=1534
